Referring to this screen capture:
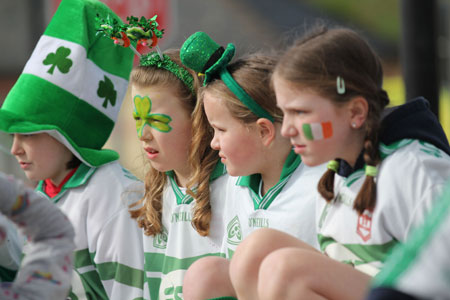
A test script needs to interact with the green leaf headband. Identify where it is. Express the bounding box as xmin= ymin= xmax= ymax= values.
xmin=180 ymin=32 xmax=274 ymax=122
xmin=140 ymin=52 xmax=195 ymax=95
